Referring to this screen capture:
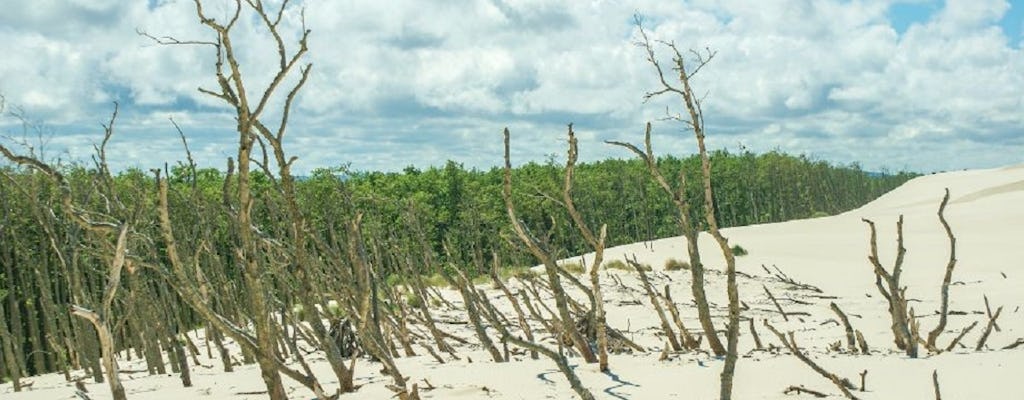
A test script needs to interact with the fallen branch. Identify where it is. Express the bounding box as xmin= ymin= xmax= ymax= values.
xmin=764 ymin=285 xmax=790 ymax=322
xmin=764 ymin=320 xmax=859 ymax=400
xmin=975 ymin=297 xmax=1003 ymax=351
xmin=783 ymin=385 xmax=827 ymax=398
xmin=945 ymin=321 xmax=978 ymax=352
xmin=1003 ymin=338 xmax=1024 ymax=350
